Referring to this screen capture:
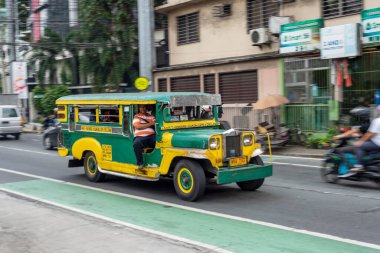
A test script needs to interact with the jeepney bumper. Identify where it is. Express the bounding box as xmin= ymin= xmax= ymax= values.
xmin=216 ymin=164 xmax=272 ymax=185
